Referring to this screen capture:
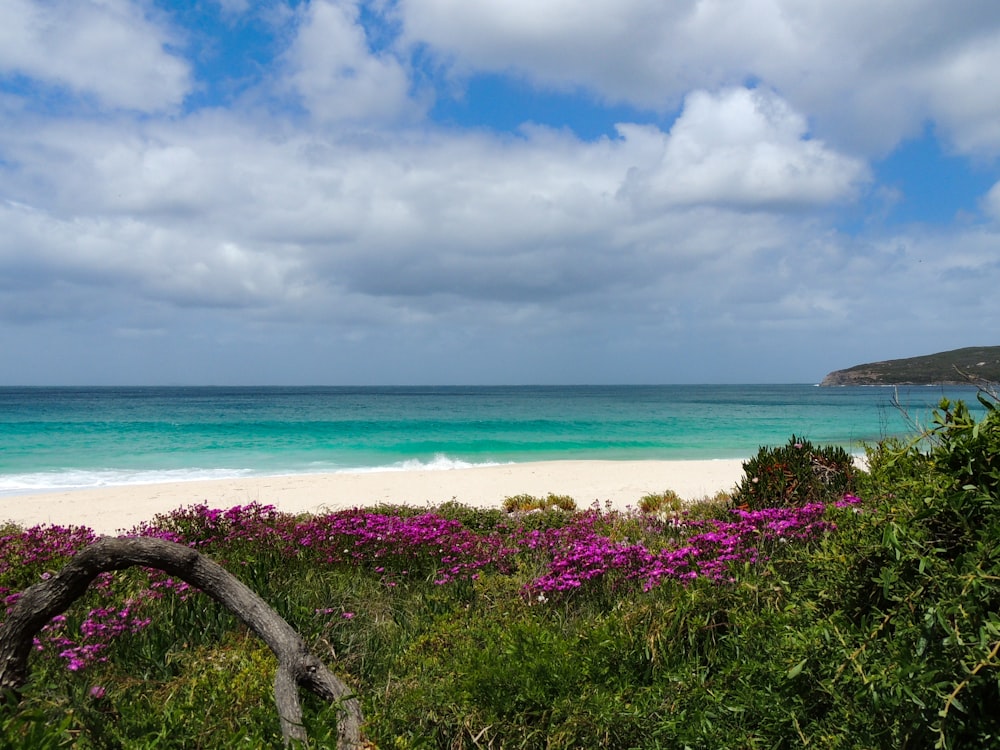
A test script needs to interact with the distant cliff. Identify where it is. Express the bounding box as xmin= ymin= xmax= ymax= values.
xmin=820 ymin=346 xmax=1000 ymax=386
